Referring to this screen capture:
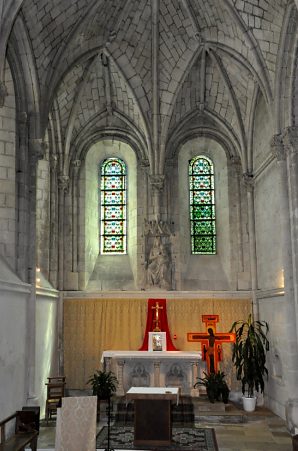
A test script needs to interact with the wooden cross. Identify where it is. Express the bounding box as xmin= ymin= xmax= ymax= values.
xmin=152 ymin=301 xmax=163 ymax=331
xmin=187 ymin=315 xmax=235 ymax=373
